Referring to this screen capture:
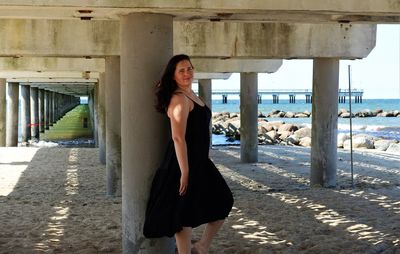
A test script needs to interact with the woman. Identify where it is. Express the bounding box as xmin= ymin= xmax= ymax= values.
xmin=143 ymin=54 xmax=234 ymax=254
